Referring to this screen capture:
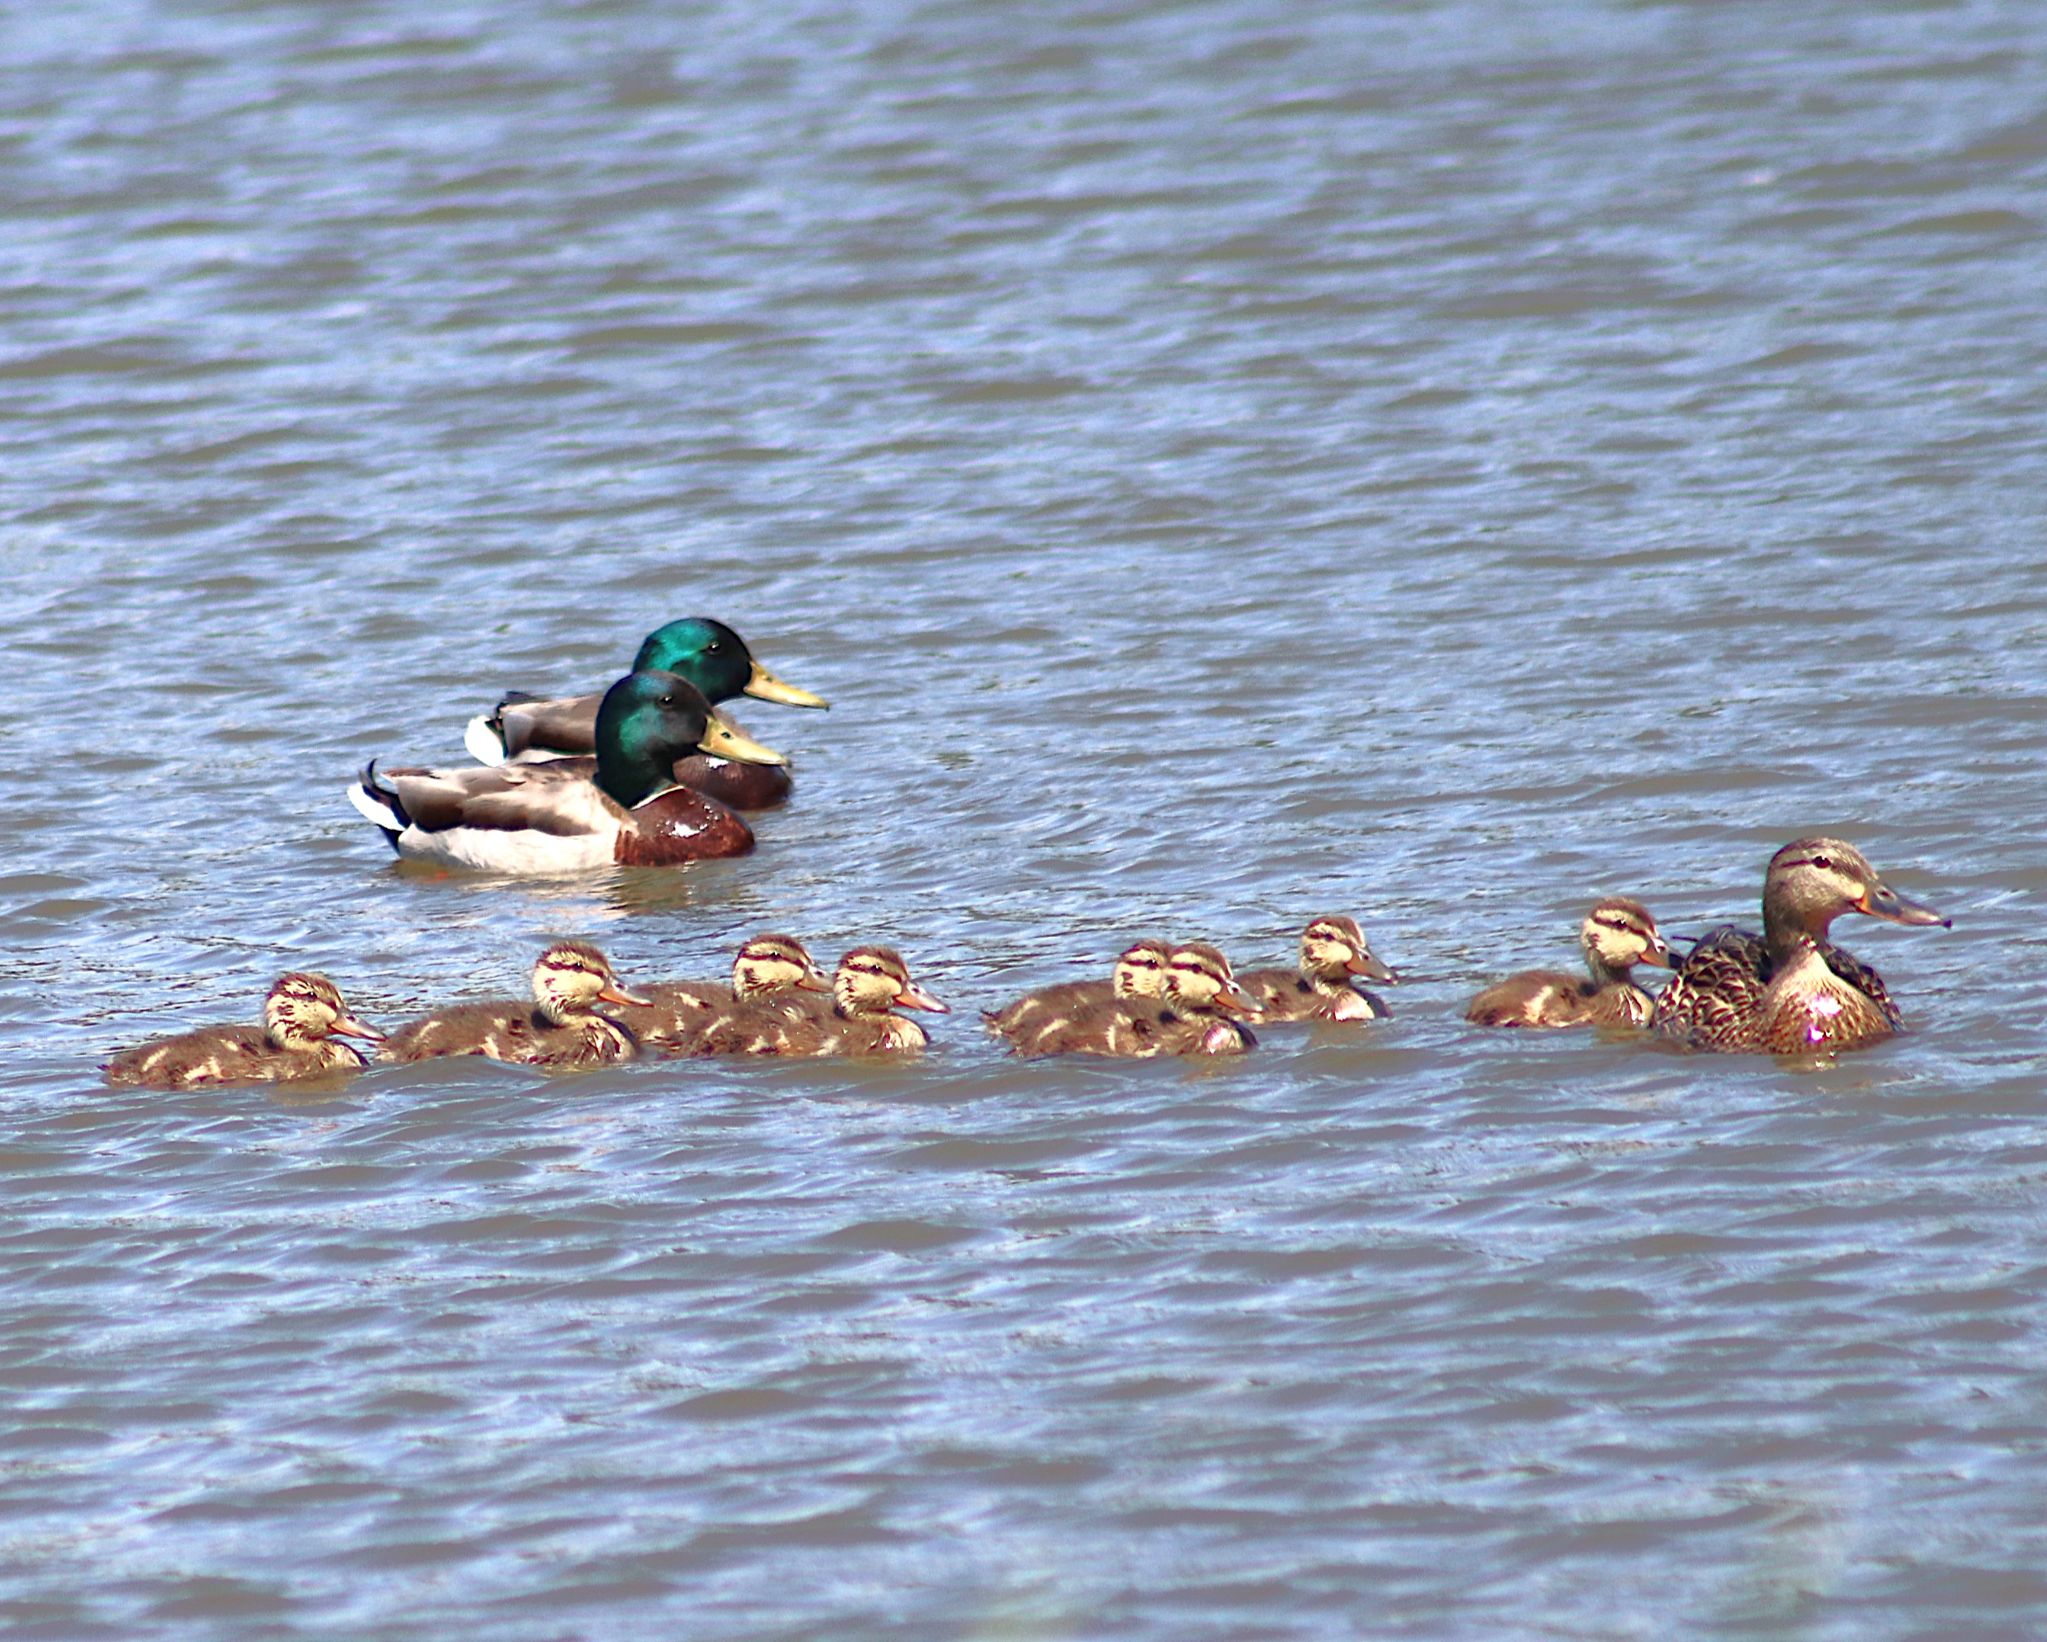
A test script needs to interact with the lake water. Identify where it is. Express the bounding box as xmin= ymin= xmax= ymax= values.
xmin=2 ymin=1 xmax=2045 ymax=1636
